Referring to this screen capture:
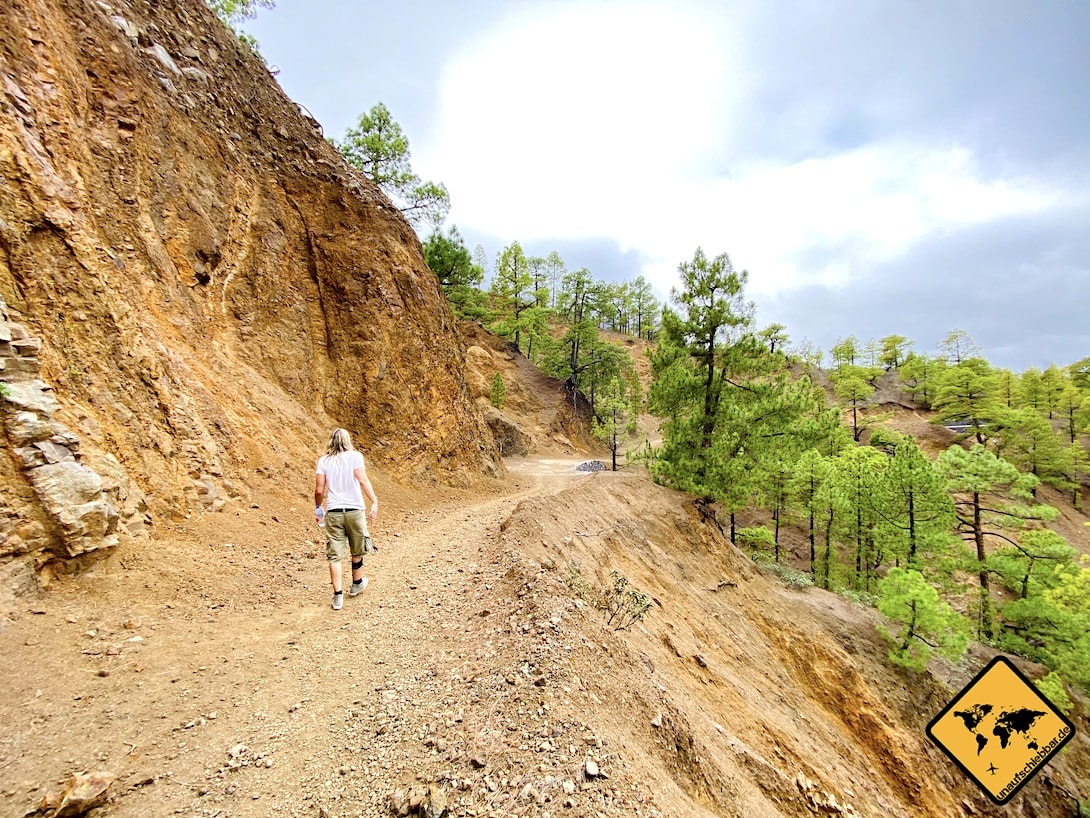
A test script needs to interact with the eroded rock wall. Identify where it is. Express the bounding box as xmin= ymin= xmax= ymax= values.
xmin=0 ymin=0 xmax=500 ymax=590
